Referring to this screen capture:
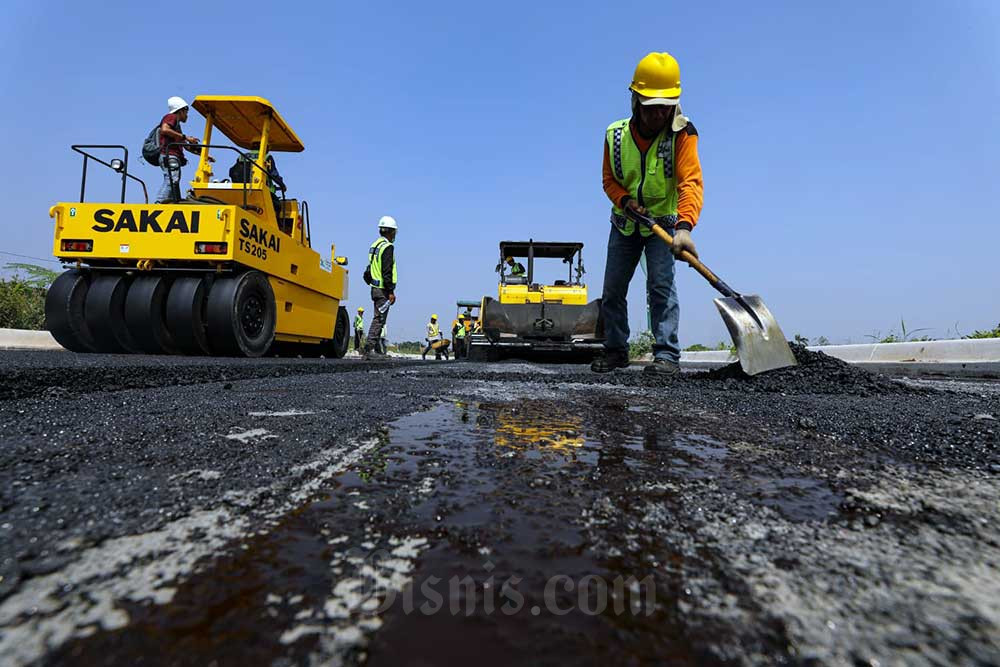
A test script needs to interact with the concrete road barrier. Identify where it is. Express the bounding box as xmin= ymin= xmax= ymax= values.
xmin=0 ymin=328 xmax=62 ymax=351
xmin=680 ymin=338 xmax=1000 ymax=379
